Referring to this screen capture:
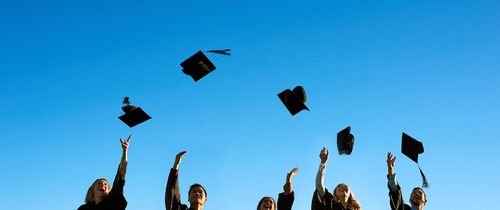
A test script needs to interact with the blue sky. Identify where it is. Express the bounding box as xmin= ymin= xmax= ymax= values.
xmin=1 ymin=0 xmax=499 ymax=209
